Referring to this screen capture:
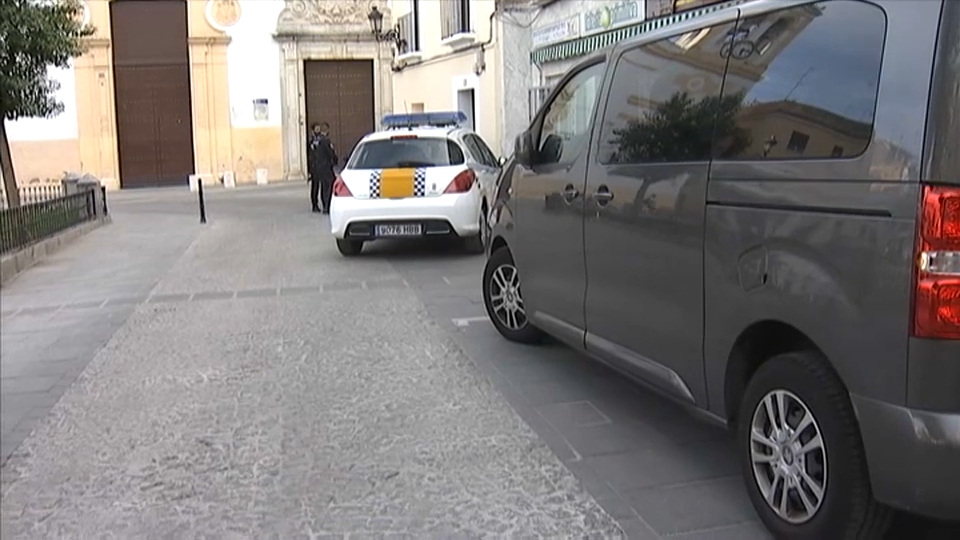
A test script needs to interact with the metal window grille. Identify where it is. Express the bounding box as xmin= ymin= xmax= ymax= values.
xmin=528 ymin=86 xmax=552 ymax=120
xmin=440 ymin=0 xmax=471 ymax=39
xmin=398 ymin=12 xmax=418 ymax=53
